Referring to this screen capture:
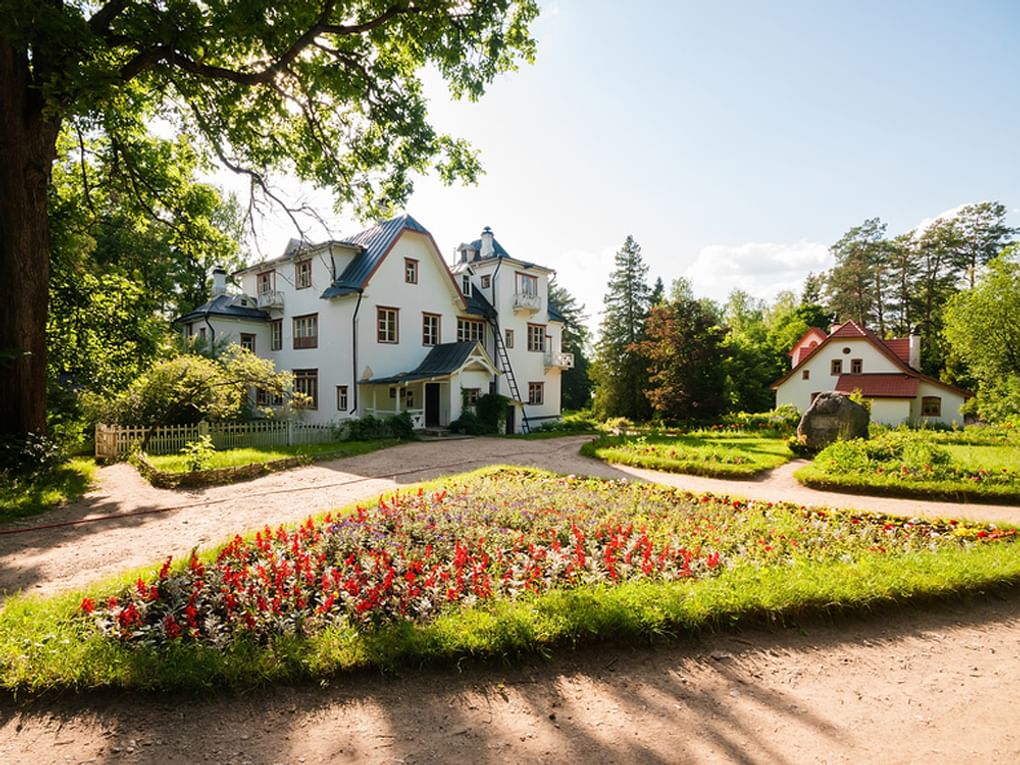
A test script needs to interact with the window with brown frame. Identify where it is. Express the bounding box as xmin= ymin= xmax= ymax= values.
xmin=850 ymin=358 xmax=863 ymax=374
xmin=255 ymin=388 xmax=283 ymax=407
xmin=240 ymin=333 xmax=256 ymax=353
xmin=378 ymin=306 xmax=399 ymax=343
xmin=830 ymin=359 xmax=842 ymax=376
xmin=293 ymin=369 xmax=318 ymax=409
xmin=504 ymin=328 xmax=514 ymax=349
xmin=480 ymin=274 xmax=491 ymax=289
xmin=527 ymin=323 xmax=546 ymax=352
xmin=464 ymin=388 xmax=481 ymax=406
xmin=422 ymin=313 xmax=440 ymax=346
xmin=921 ymin=396 xmax=942 ymax=417
xmin=802 ymin=369 xmax=810 ymax=380
xmin=336 ymin=385 xmax=349 ymax=411
xmin=293 ymin=314 xmax=318 ymax=349
xmin=270 ymin=319 xmax=282 ymax=351
xmin=517 ymin=272 xmax=538 ymax=296
xmin=295 ymin=259 xmax=312 ymax=289
xmin=528 ymin=381 xmax=544 ymax=405
xmin=256 ymin=270 xmax=275 ymax=295
xmin=457 ymin=317 xmax=484 ymax=343
xmin=404 ymin=258 xmax=418 ymax=284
